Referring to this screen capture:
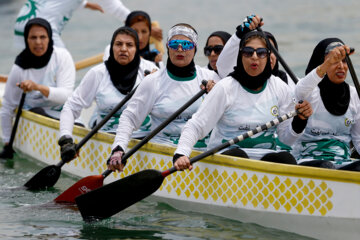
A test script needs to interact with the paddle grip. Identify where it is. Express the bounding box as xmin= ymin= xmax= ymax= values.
xmin=144 ymin=70 xmax=151 ymax=76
